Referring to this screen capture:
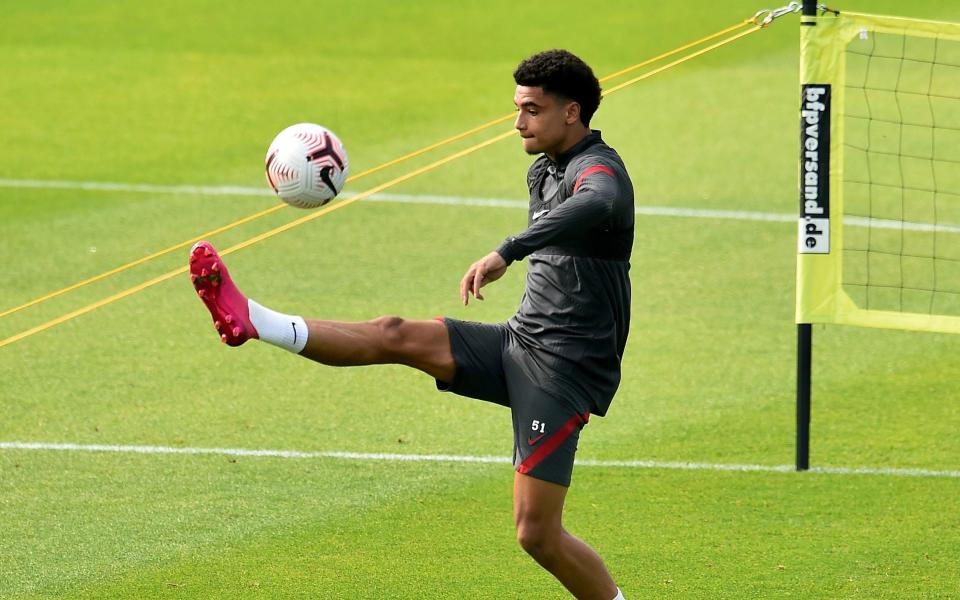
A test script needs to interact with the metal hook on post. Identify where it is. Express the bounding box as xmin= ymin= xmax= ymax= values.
xmin=752 ymin=1 xmax=836 ymax=28
xmin=817 ymin=4 xmax=840 ymax=16
xmin=753 ymin=1 xmax=801 ymax=27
